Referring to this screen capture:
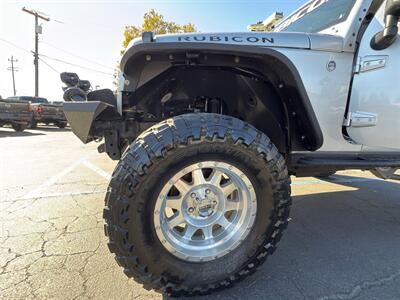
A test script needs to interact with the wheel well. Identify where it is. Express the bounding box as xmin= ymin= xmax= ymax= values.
xmin=122 ymin=46 xmax=323 ymax=153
